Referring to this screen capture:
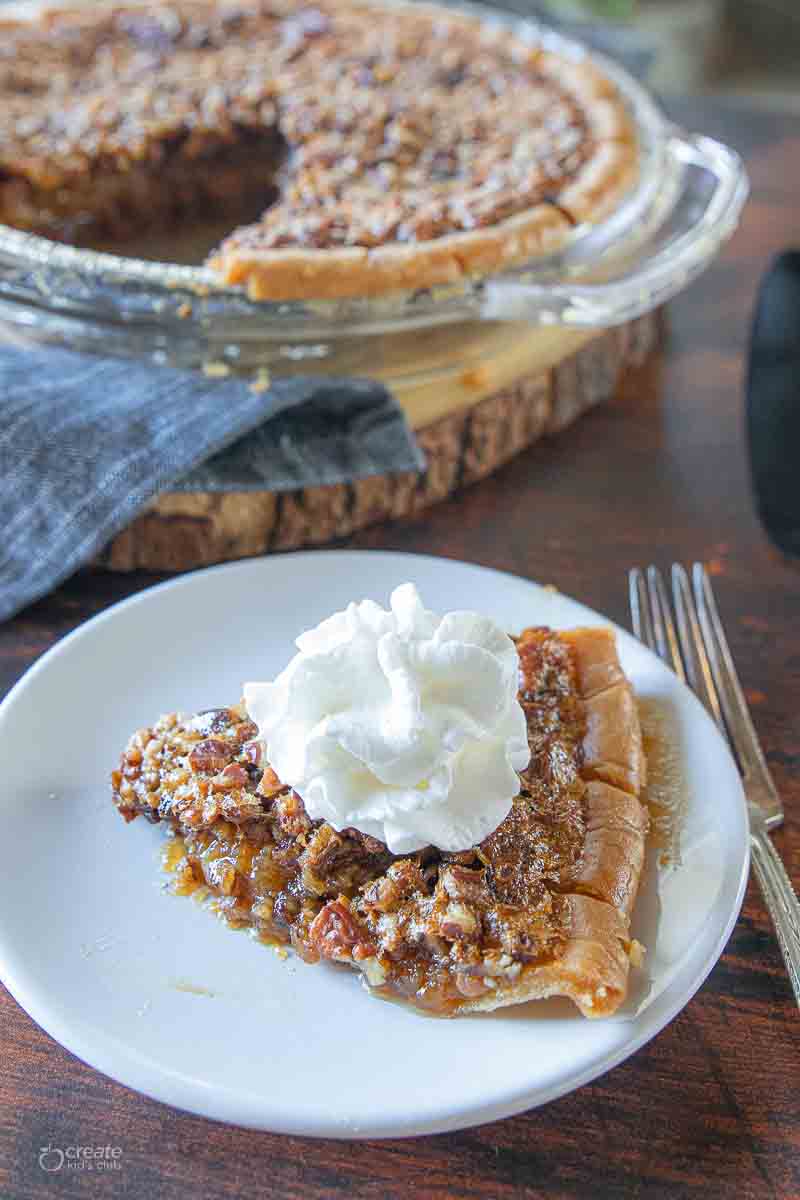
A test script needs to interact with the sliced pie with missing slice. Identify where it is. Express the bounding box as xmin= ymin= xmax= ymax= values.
xmin=1 ymin=1 xmax=637 ymax=299
xmin=111 ymin=624 xmax=647 ymax=1017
